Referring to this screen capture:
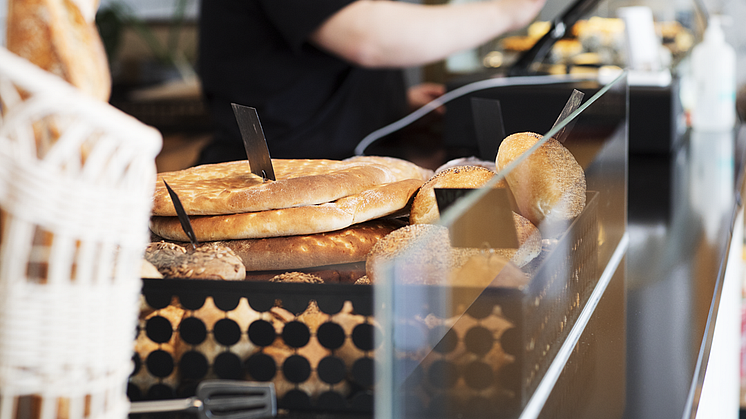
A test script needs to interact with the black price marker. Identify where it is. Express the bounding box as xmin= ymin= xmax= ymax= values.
xmin=163 ymin=180 xmax=198 ymax=250
xmin=434 ymin=188 xmax=518 ymax=249
xmin=232 ymin=103 xmax=276 ymax=181
xmin=551 ymin=89 xmax=585 ymax=143
xmin=471 ymin=97 xmax=506 ymax=161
